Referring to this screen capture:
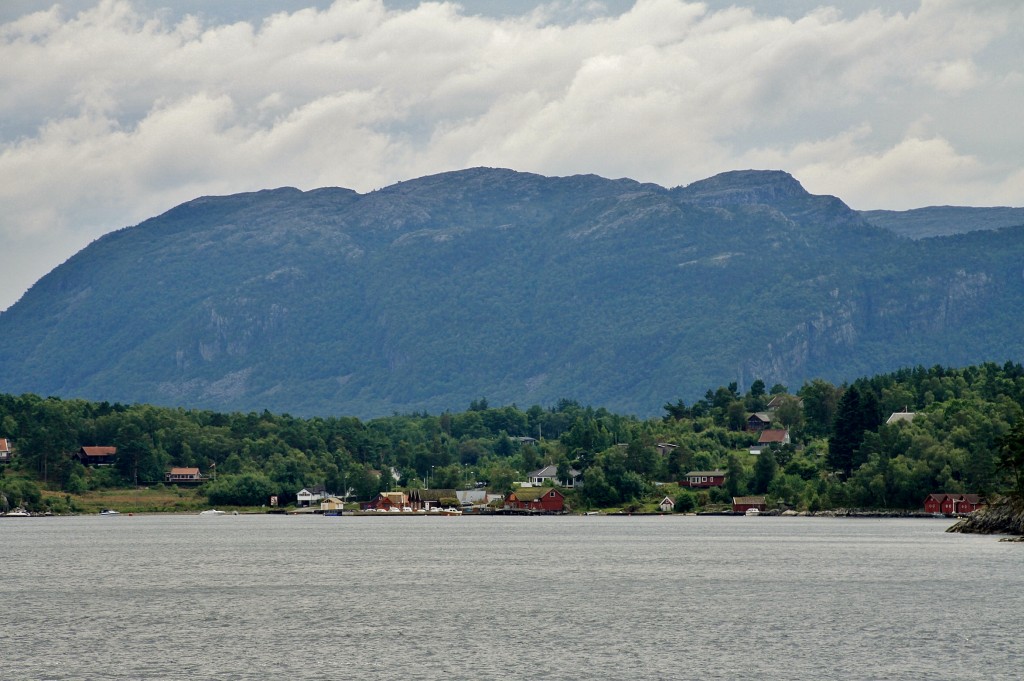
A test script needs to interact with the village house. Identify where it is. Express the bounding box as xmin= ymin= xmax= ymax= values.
xmin=679 ymin=470 xmax=726 ymax=488
xmin=746 ymin=412 xmax=772 ymax=431
xmin=527 ymin=464 xmax=581 ymax=488
xmin=732 ymin=496 xmax=767 ymax=513
xmin=766 ymin=395 xmax=802 ymax=412
xmin=297 ymin=484 xmax=332 ymax=507
xmin=750 ymin=429 xmax=790 ymax=455
xmin=504 ymin=487 xmax=566 ymax=513
xmin=659 ymin=496 xmax=675 ymax=513
xmin=407 ymin=488 xmax=458 ymax=511
xmin=0 ymin=438 xmax=13 ymax=463
xmin=320 ymin=497 xmax=345 ymax=514
xmin=362 ymin=491 xmax=408 ymax=511
xmin=165 ymin=467 xmax=203 ymax=484
xmin=923 ymin=493 xmax=985 ymax=515
xmin=76 ymin=446 xmax=117 ymax=466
